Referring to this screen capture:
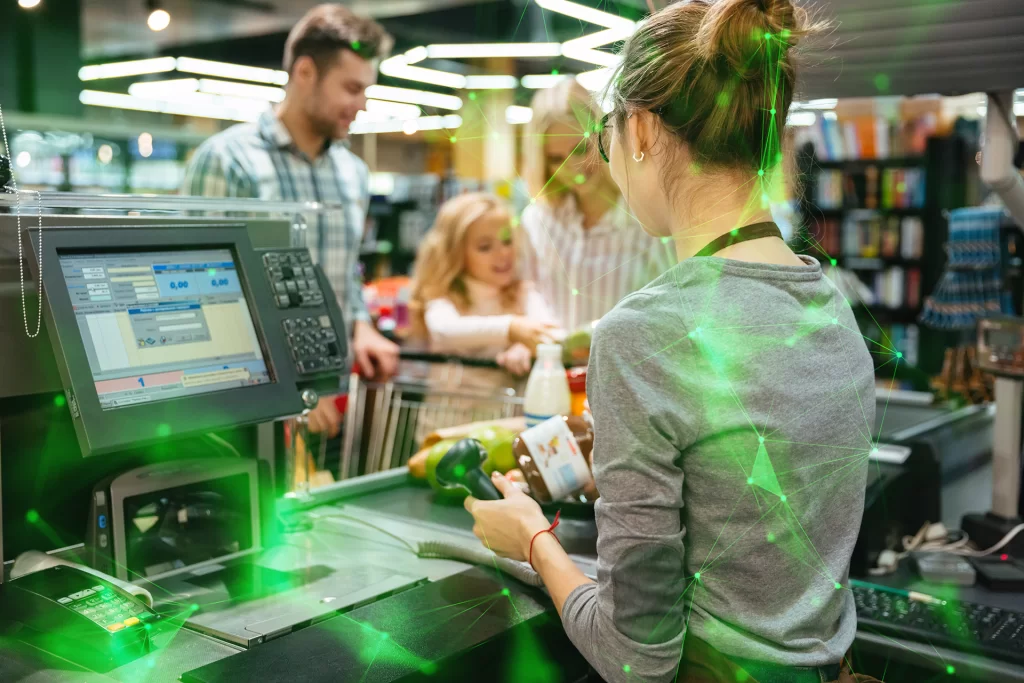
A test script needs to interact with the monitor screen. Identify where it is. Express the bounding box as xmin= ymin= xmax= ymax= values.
xmin=58 ymin=248 xmax=272 ymax=410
